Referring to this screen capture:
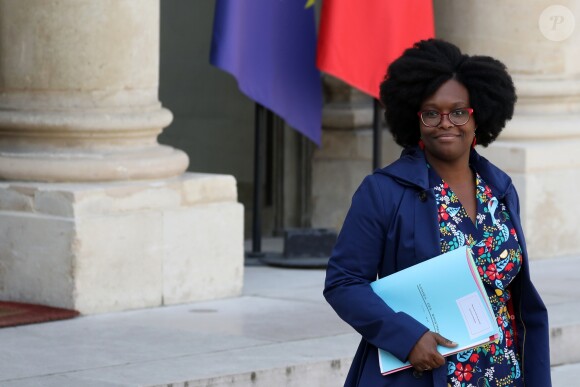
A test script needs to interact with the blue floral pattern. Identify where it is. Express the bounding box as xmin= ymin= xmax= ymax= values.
xmin=429 ymin=168 xmax=524 ymax=387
